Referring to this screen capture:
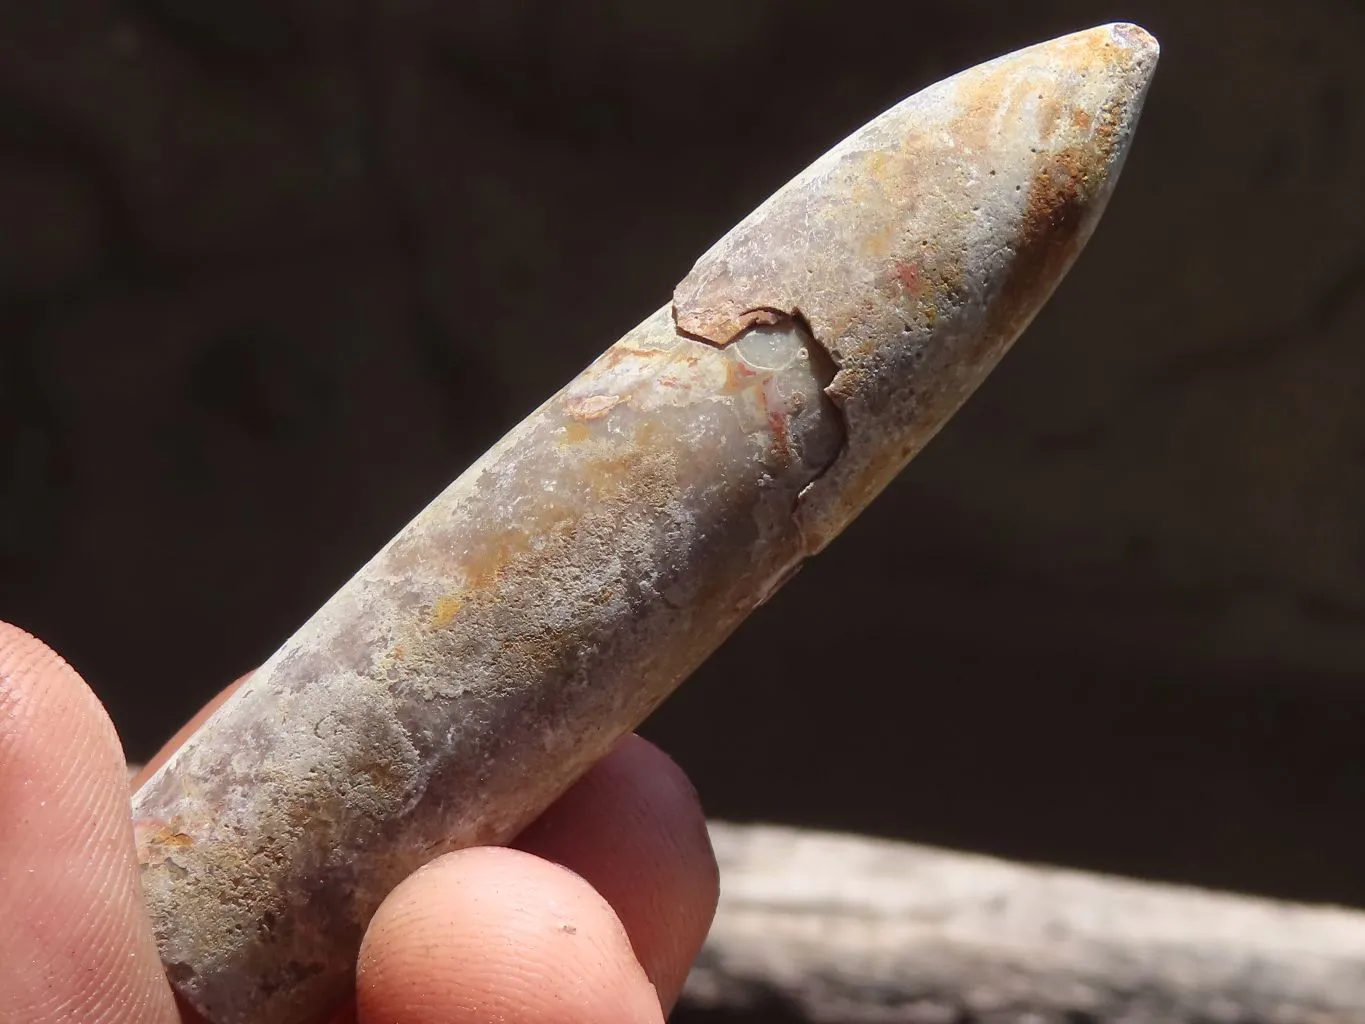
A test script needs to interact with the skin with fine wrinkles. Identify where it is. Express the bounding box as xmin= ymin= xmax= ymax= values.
xmin=0 ymin=624 xmax=180 ymax=1024
xmin=131 ymin=23 xmax=1158 ymax=1024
